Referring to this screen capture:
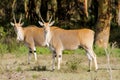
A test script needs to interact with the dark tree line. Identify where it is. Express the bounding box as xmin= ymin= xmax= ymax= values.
xmin=0 ymin=0 xmax=120 ymax=48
